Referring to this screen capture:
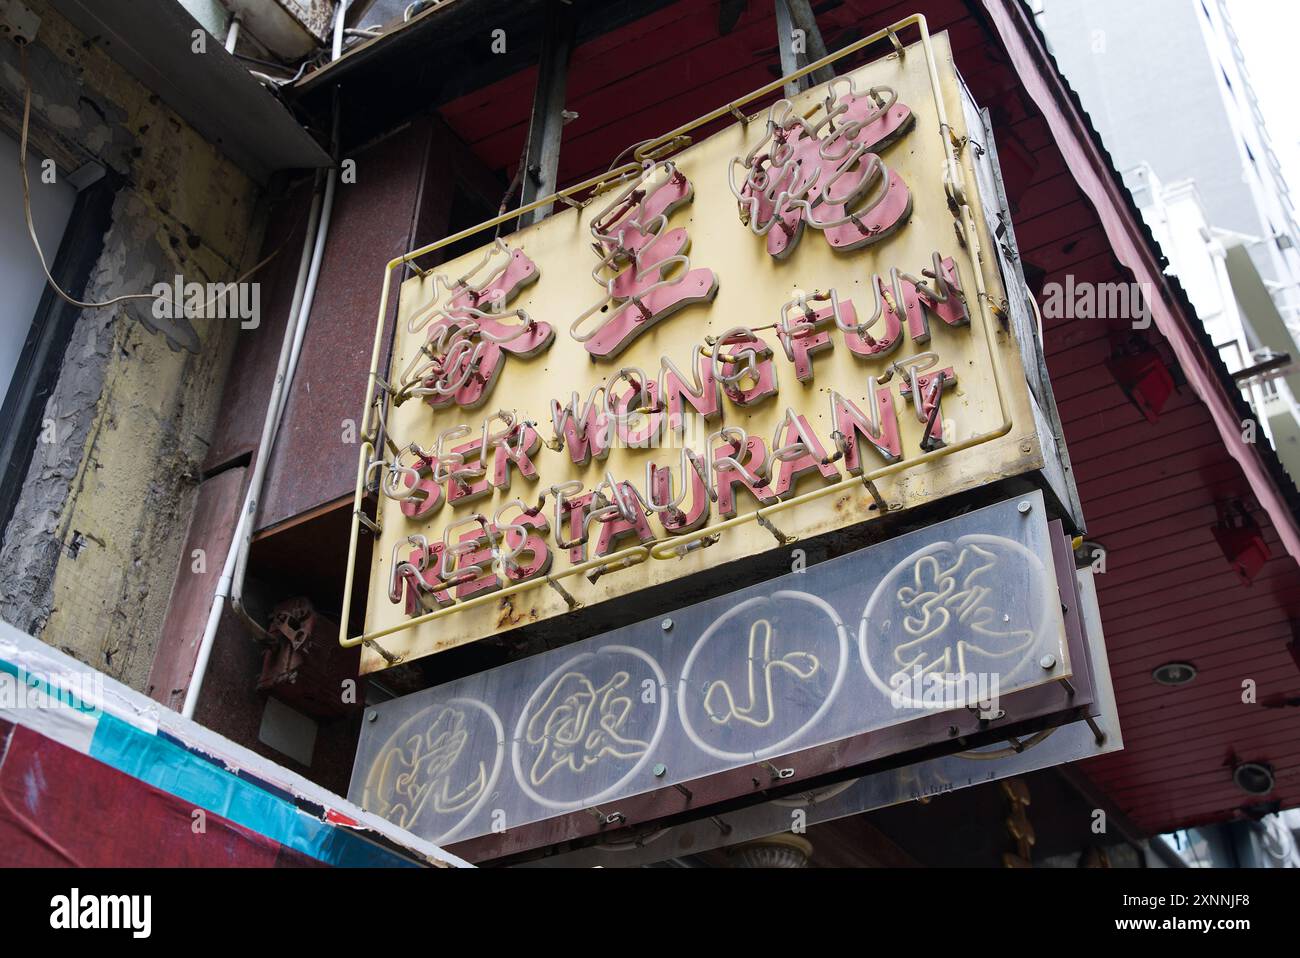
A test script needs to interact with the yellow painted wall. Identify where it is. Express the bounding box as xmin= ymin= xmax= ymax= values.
xmin=0 ymin=0 xmax=263 ymax=691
